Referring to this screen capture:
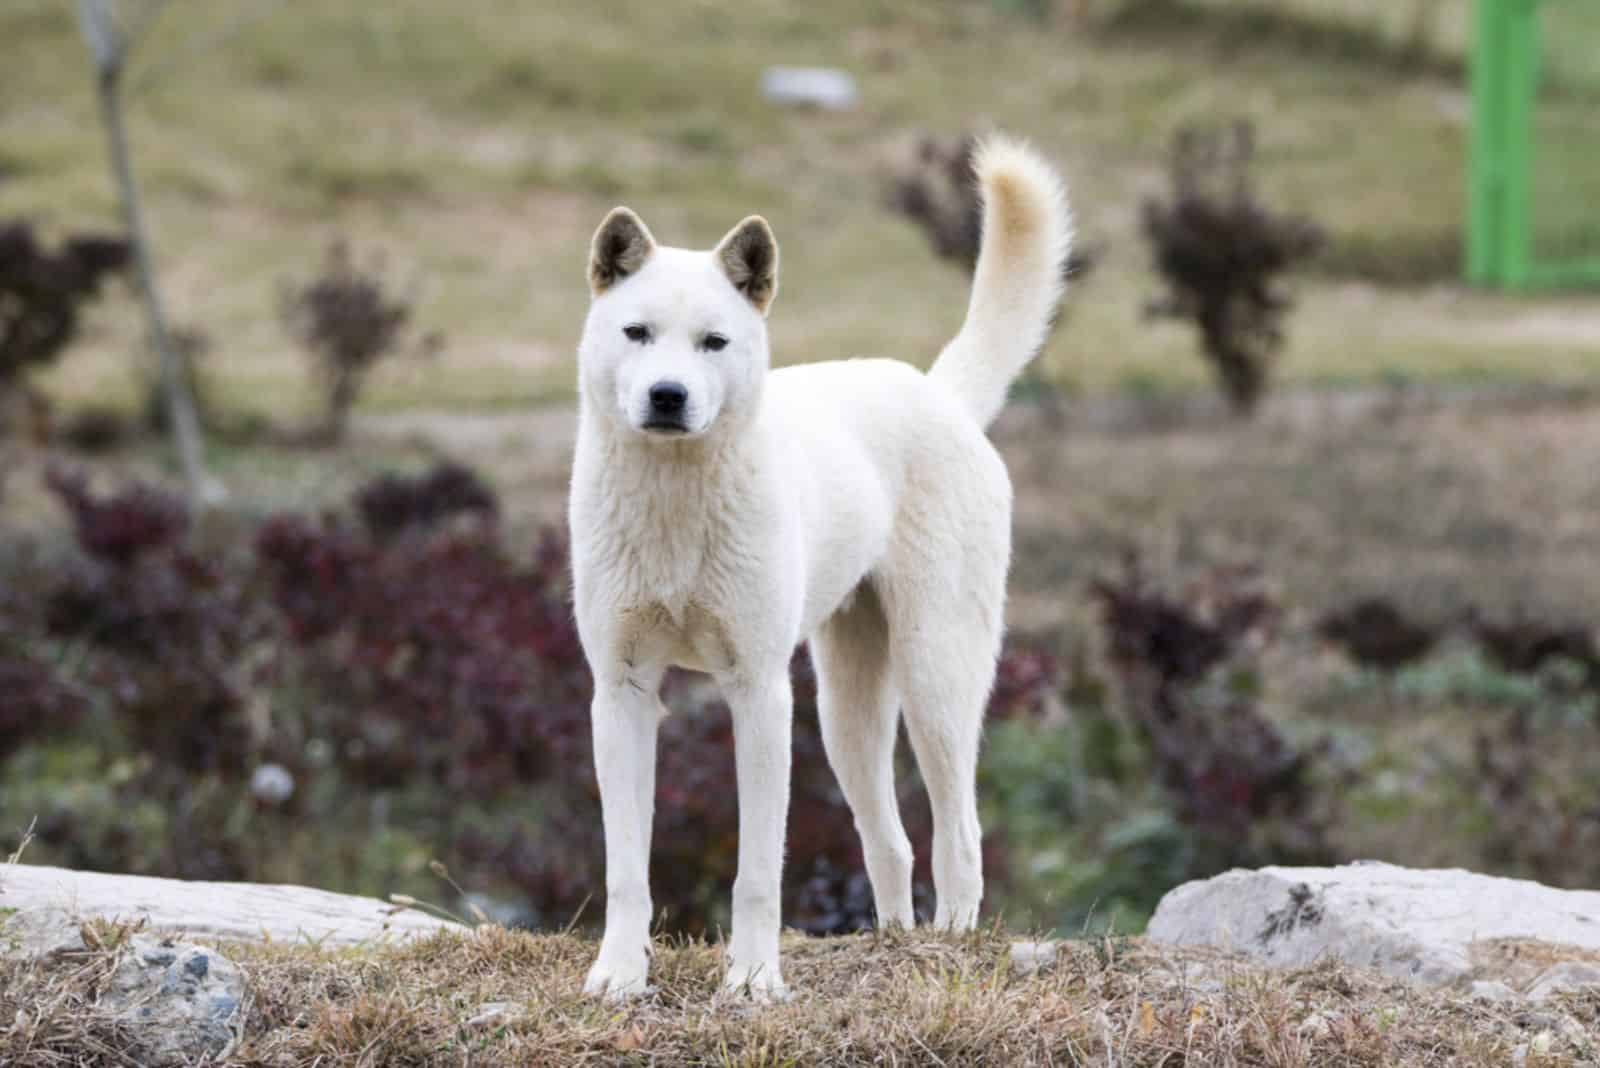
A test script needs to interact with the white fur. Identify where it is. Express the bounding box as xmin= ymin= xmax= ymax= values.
xmin=569 ymin=135 xmax=1072 ymax=1001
